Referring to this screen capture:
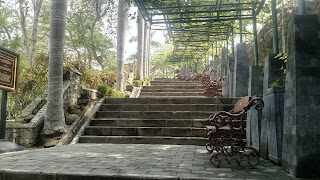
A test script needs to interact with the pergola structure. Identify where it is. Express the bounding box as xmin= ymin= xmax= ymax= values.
xmin=135 ymin=0 xmax=266 ymax=65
